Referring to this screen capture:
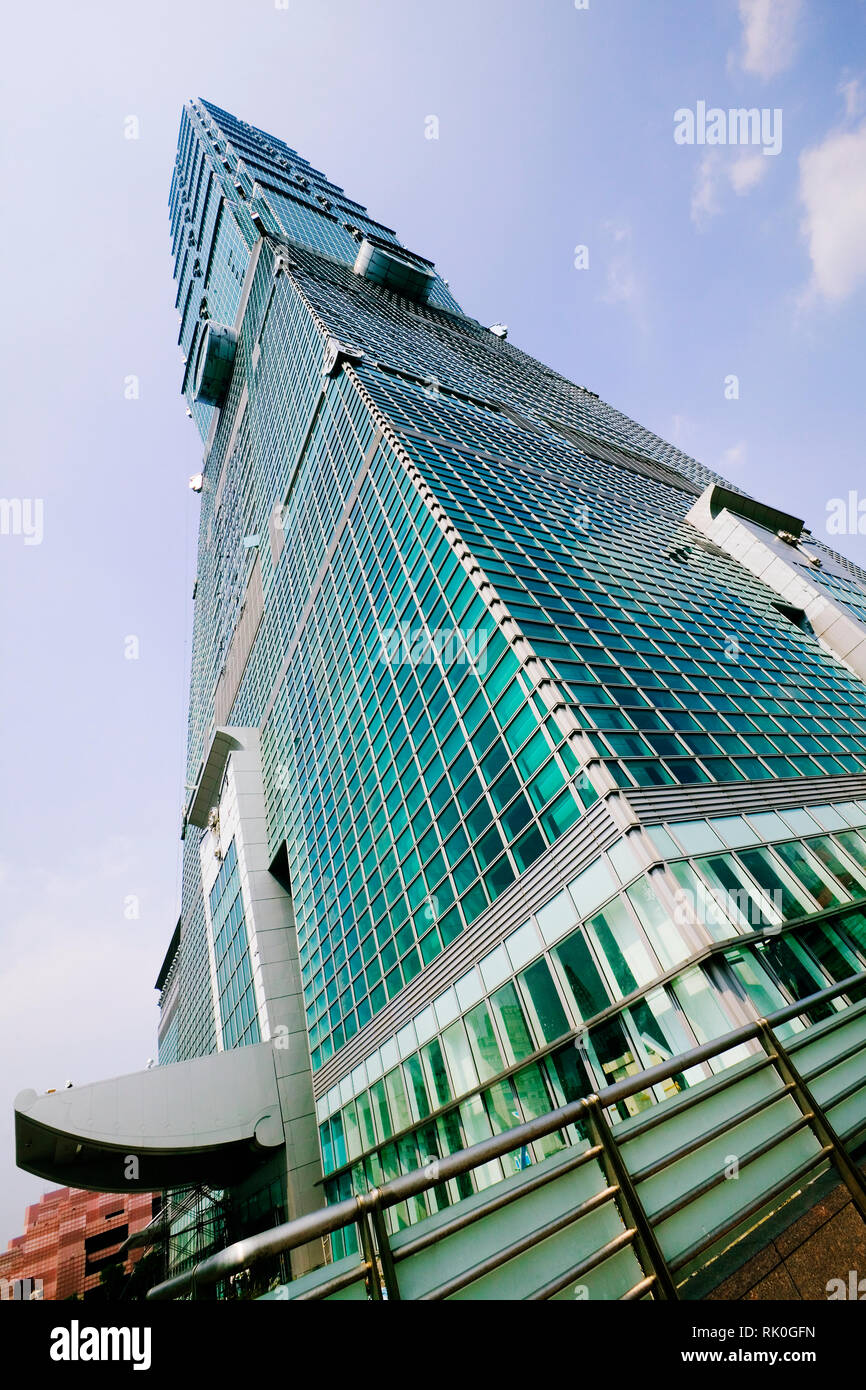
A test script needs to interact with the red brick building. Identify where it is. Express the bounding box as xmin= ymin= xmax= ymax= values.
xmin=0 ymin=1188 xmax=159 ymax=1301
